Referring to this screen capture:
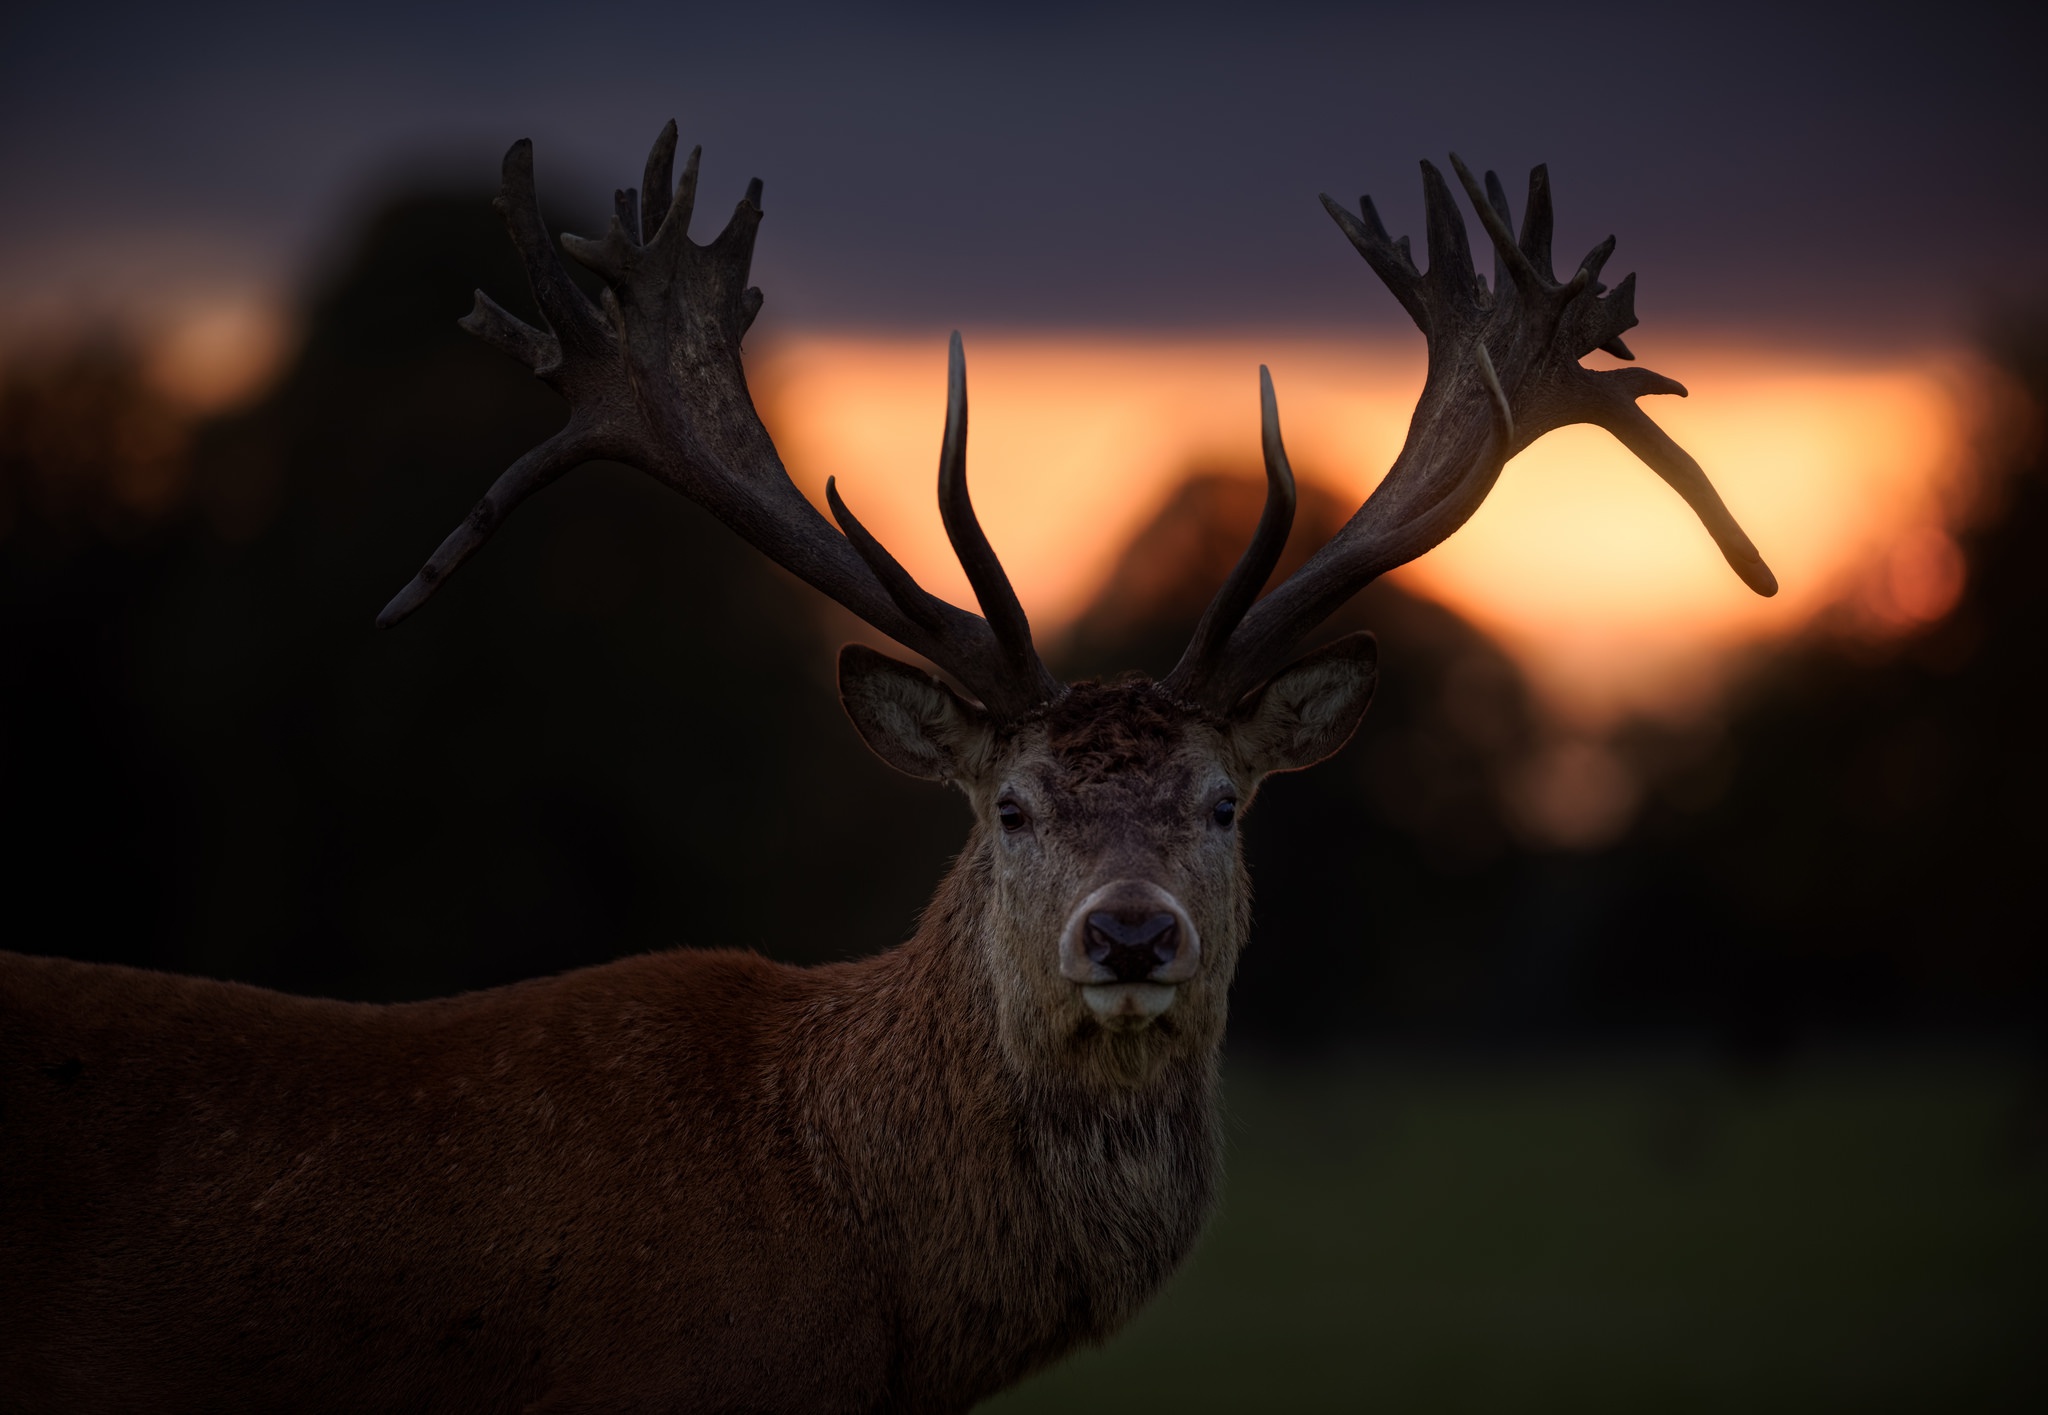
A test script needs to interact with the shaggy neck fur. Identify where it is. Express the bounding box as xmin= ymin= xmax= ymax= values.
xmin=787 ymin=841 xmax=1223 ymax=1408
